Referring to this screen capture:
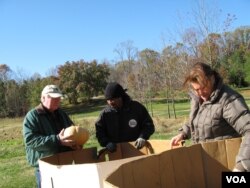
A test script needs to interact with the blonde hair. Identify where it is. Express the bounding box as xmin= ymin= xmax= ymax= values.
xmin=184 ymin=62 xmax=216 ymax=89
